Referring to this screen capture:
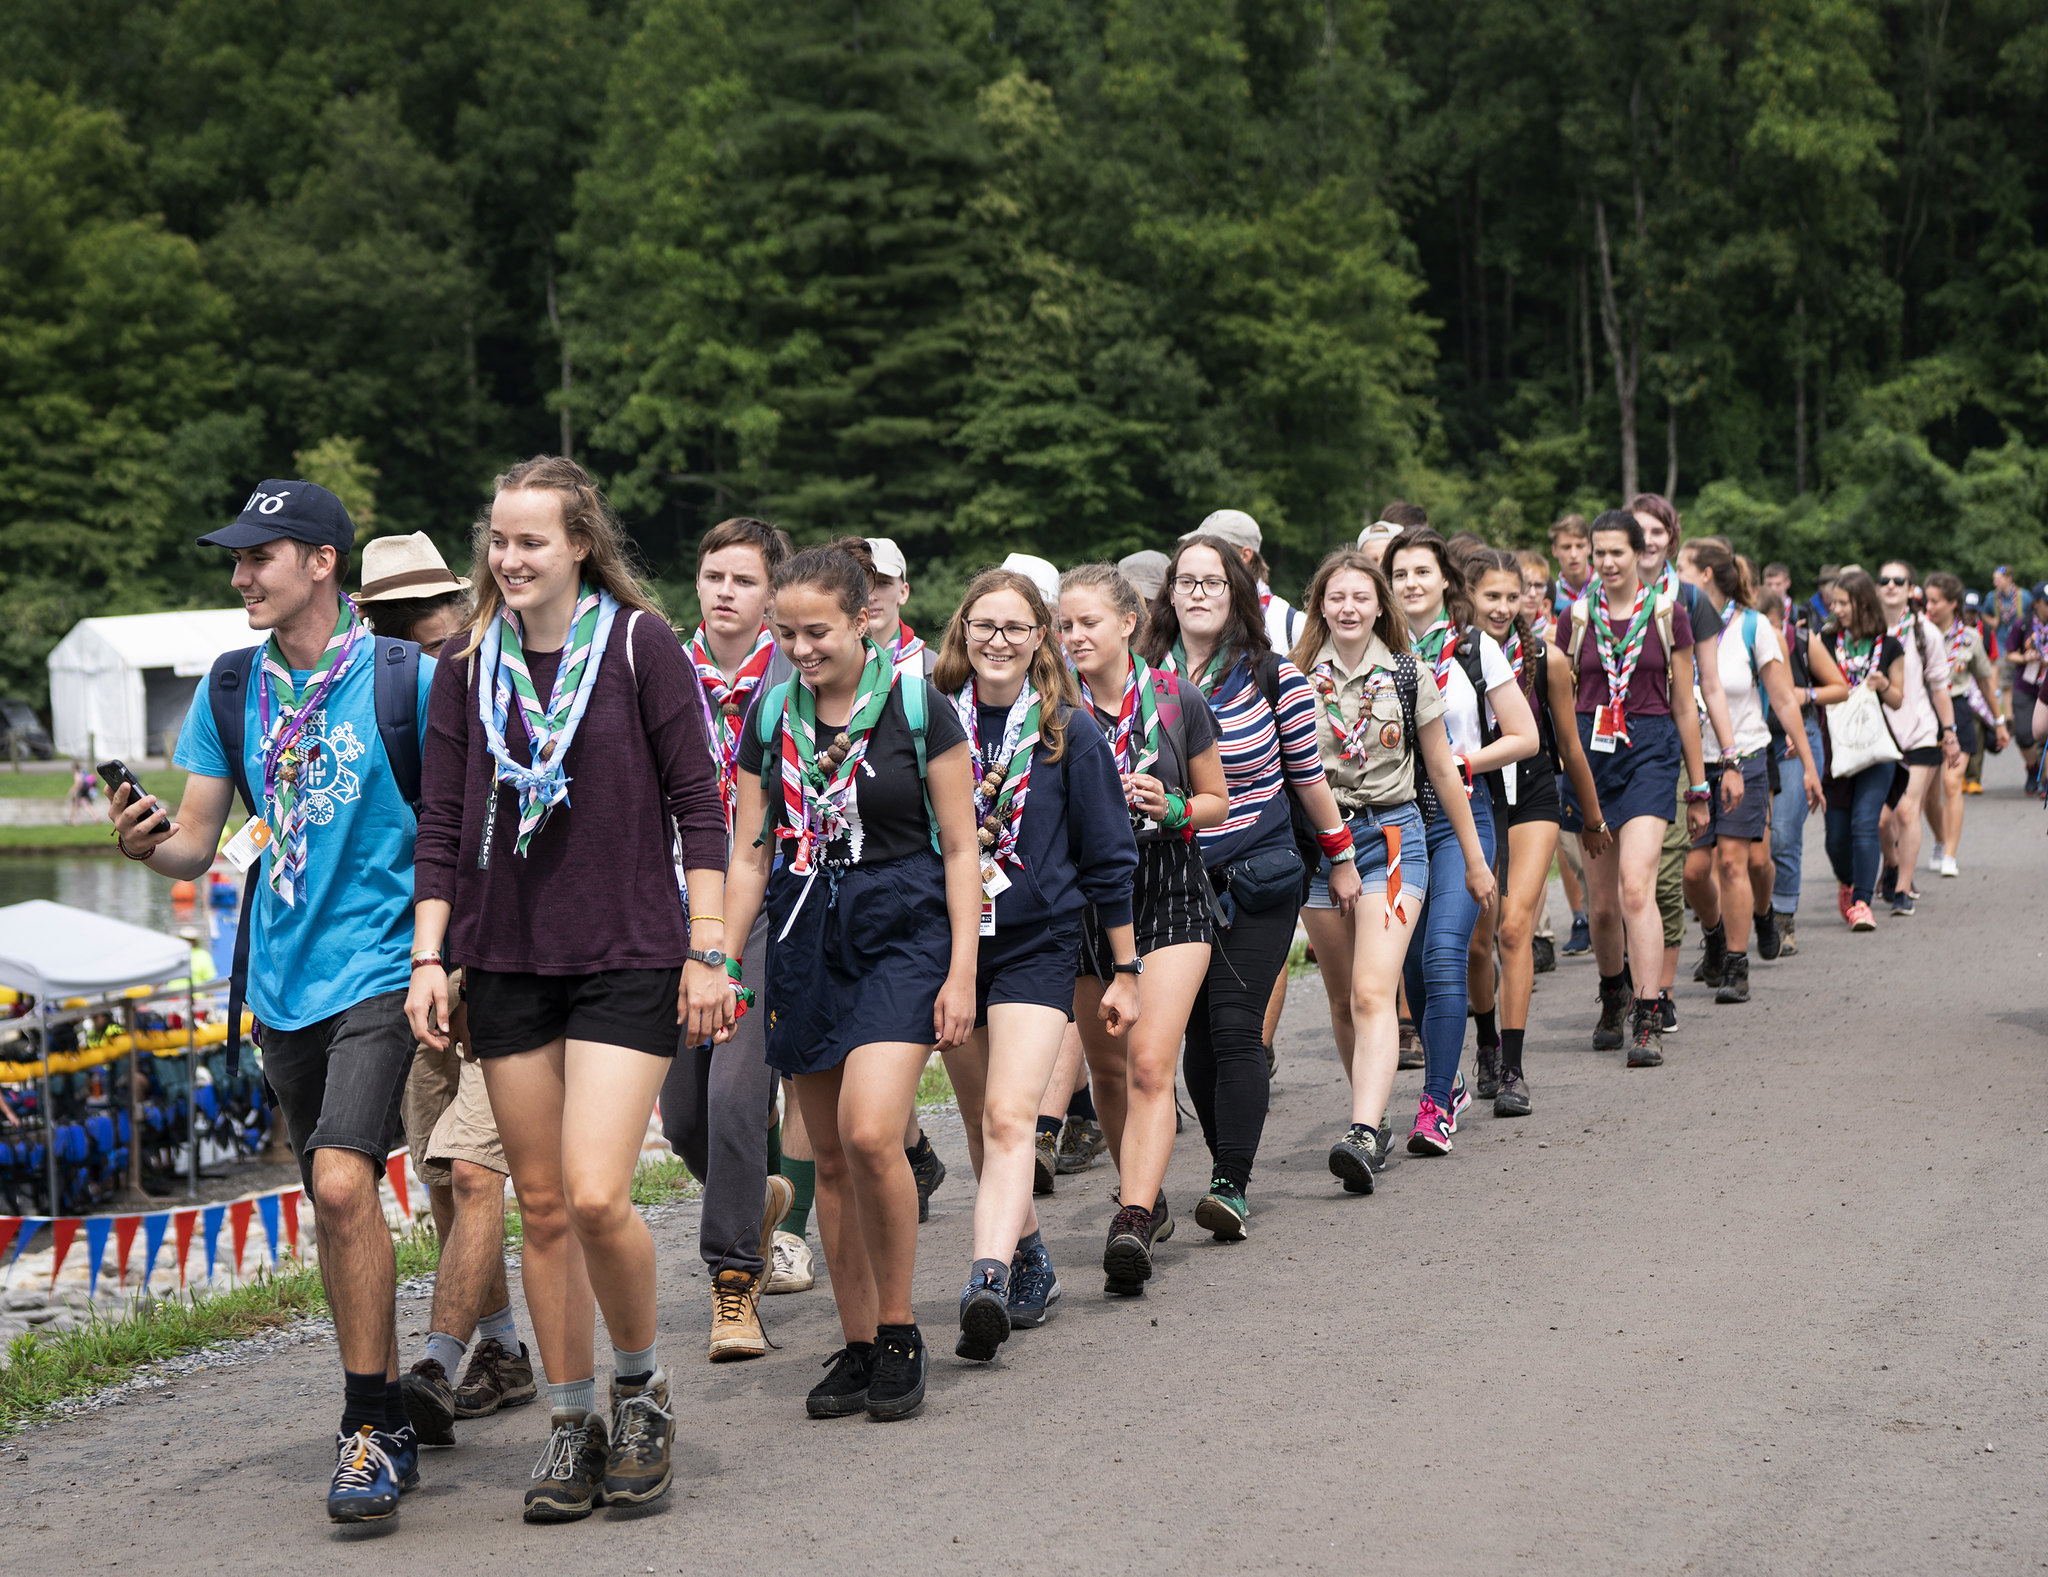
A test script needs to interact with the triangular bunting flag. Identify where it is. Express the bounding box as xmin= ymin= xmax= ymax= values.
xmin=0 ymin=1218 xmax=19 ymax=1269
xmin=48 ymin=1219 xmax=78 ymax=1289
xmin=386 ymin=1151 xmax=411 ymax=1220
xmin=201 ymin=1204 xmax=225 ymax=1283
xmin=142 ymin=1212 xmax=169 ymax=1289
xmin=11 ymin=1218 xmax=48 ymax=1269
xmin=85 ymin=1218 xmax=112 ymax=1298
xmin=228 ymin=1200 xmax=252 ymax=1280
xmin=173 ymin=1208 xmax=197 ymax=1288
xmin=258 ymin=1194 xmax=281 ymax=1265
xmin=281 ymin=1188 xmax=301 ymax=1258
xmin=115 ymin=1215 xmax=140 ymax=1289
